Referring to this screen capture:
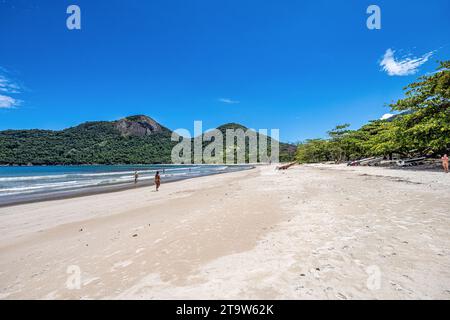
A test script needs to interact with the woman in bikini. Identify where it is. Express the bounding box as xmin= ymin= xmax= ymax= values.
xmin=442 ymin=154 xmax=449 ymax=173
xmin=155 ymin=171 xmax=161 ymax=191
